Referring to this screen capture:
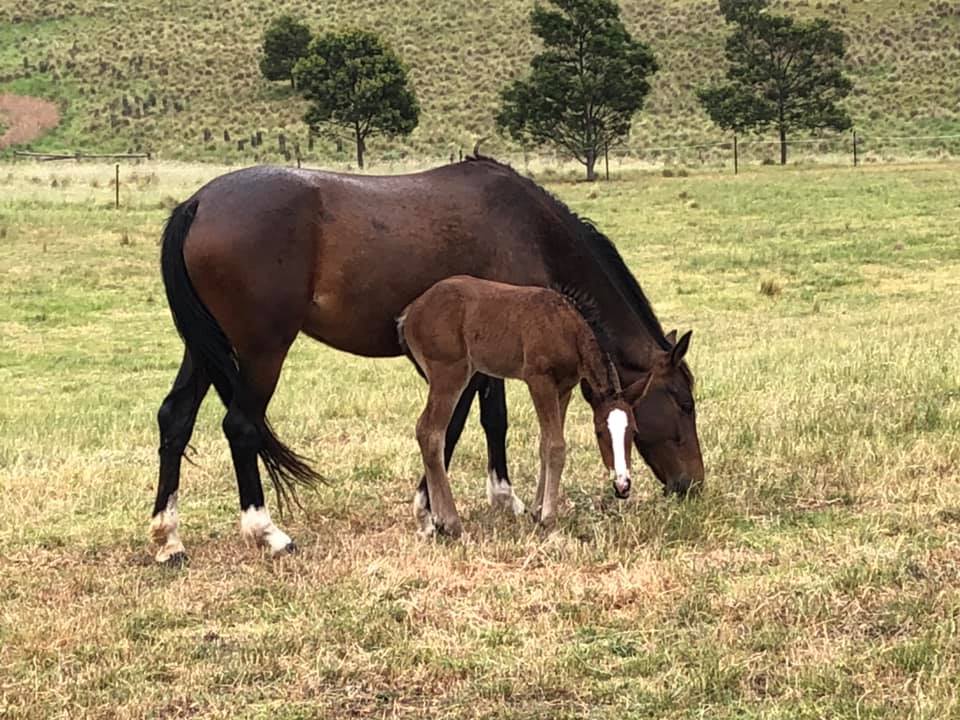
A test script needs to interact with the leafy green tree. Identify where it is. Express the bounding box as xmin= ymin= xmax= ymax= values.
xmin=495 ymin=0 xmax=658 ymax=181
xmin=293 ymin=31 xmax=419 ymax=169
xmin=698 ymin=0 xmax=852 ymax=165
xmin=259 ymin=15 xmax=312 ymax=88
